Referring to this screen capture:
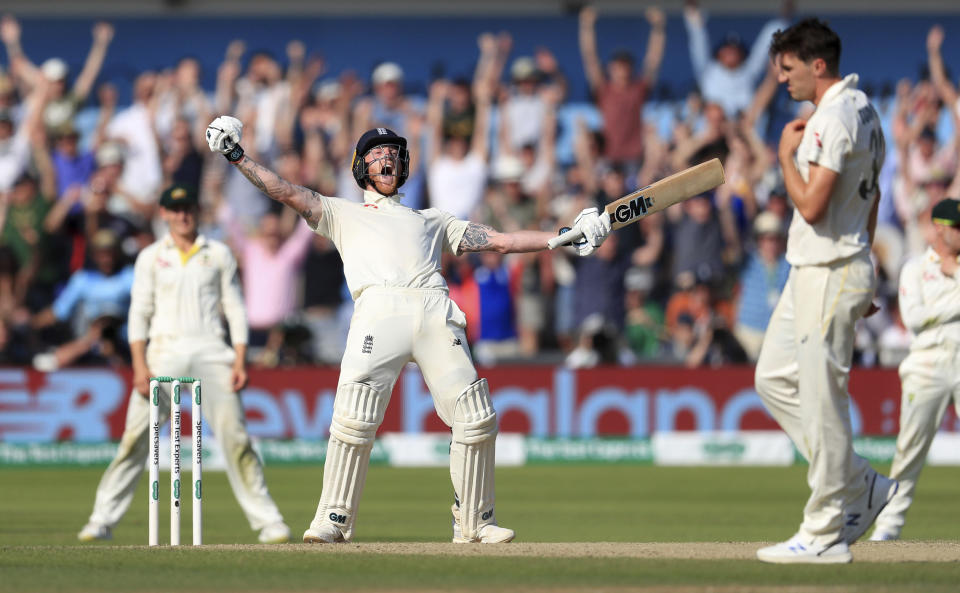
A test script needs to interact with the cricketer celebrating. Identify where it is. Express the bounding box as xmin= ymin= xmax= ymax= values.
xmin=869 ymin=199 xmax=960 ymax=541
xmin=205 ymin=116 xmax=610 ymax=543
xmin=753 ymin=19 xmax=897 ymax=564
xmin=78 ymin=185 xmax=291 ymax=544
